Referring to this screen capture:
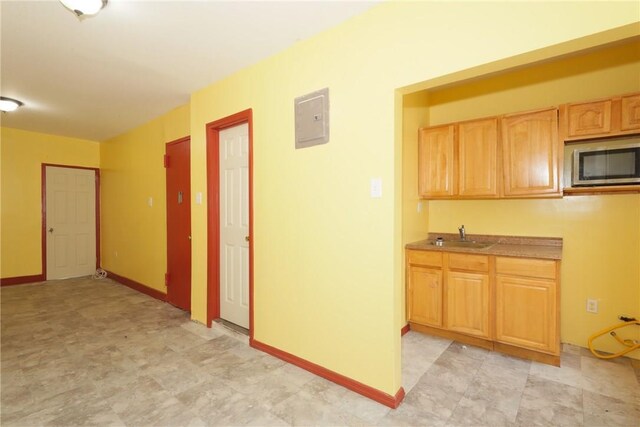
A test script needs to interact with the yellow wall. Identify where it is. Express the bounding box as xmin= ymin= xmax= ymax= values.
xmin=187 ymin=1 xmax=639 ymax=394
xmin=401 ymin=92 xmax=430 ymax=323
xmin=0 ymin=127 xmax=100 ymax=278
xmin=100 ymin=104 xmax=190 ymax=291
xmin=415 ymin=41 xmax=640 ymax=357
xmin=402 ymin=92 xmax=430 ymax=247
xmin=427 ymin=41 xmax=640 ymax=124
